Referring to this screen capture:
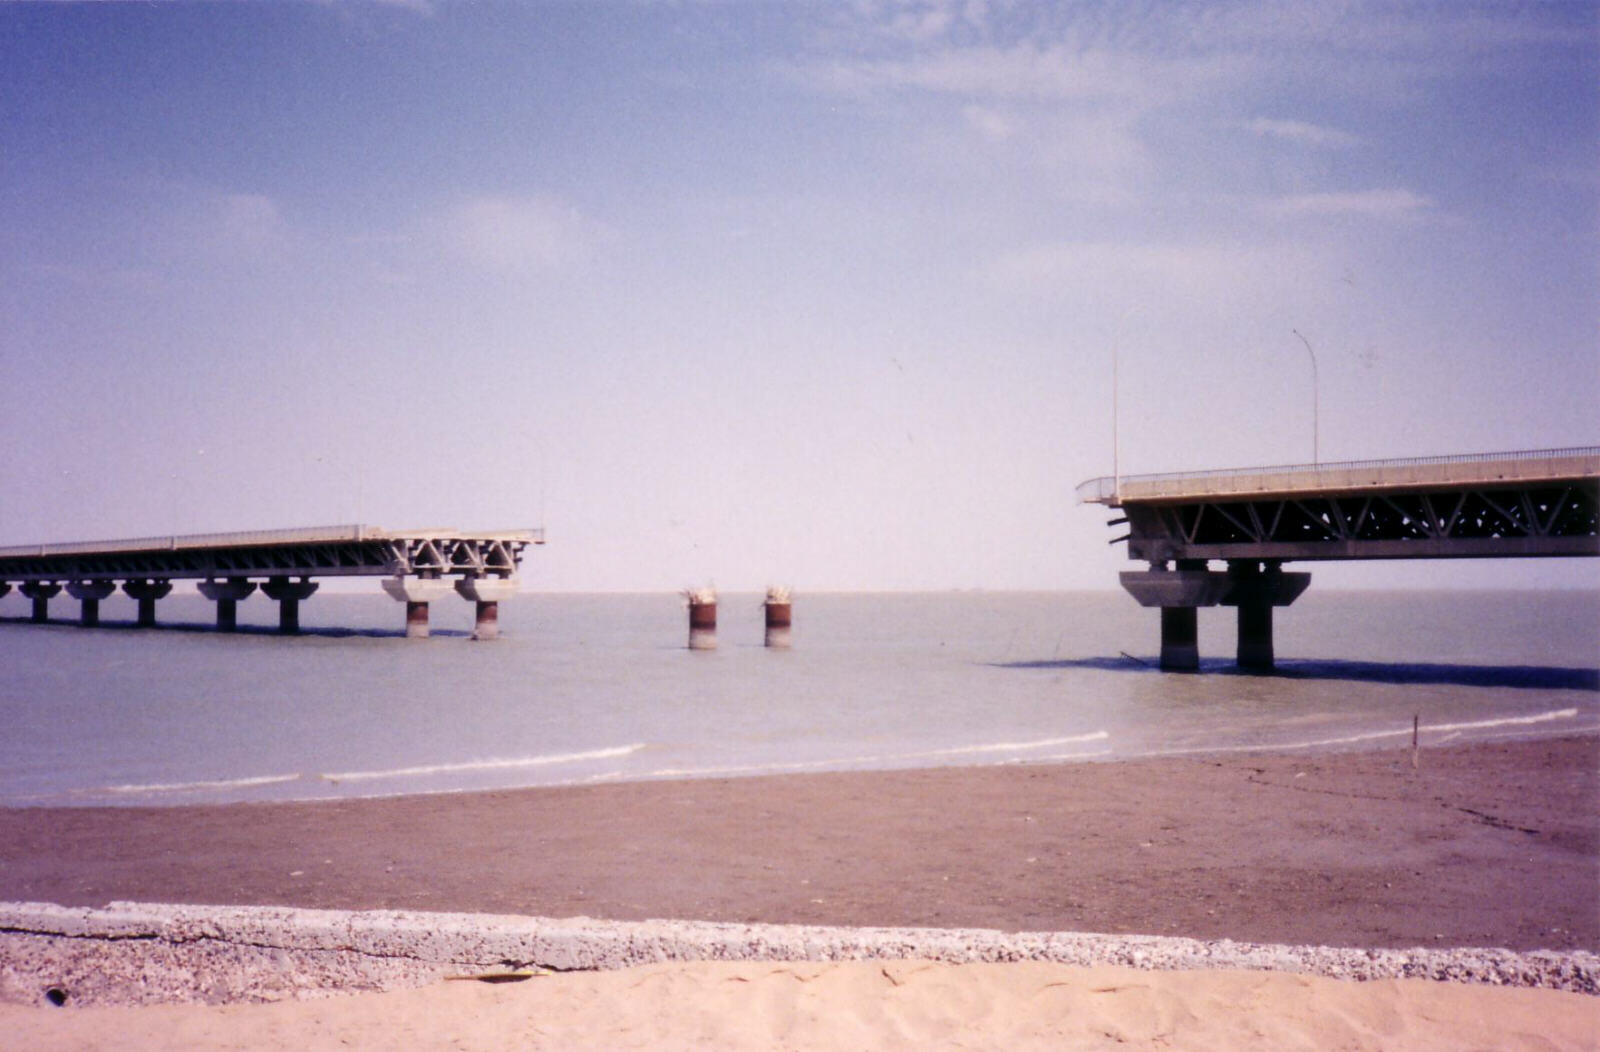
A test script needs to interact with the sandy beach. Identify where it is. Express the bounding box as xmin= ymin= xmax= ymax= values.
xmin=5 ymin=959 xmax=1596 ymax=1050
xmin=2 ymin=735 xmax=1596 ymax=1047
xmin=2 ymin=735 xmax=1594 ymax=949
